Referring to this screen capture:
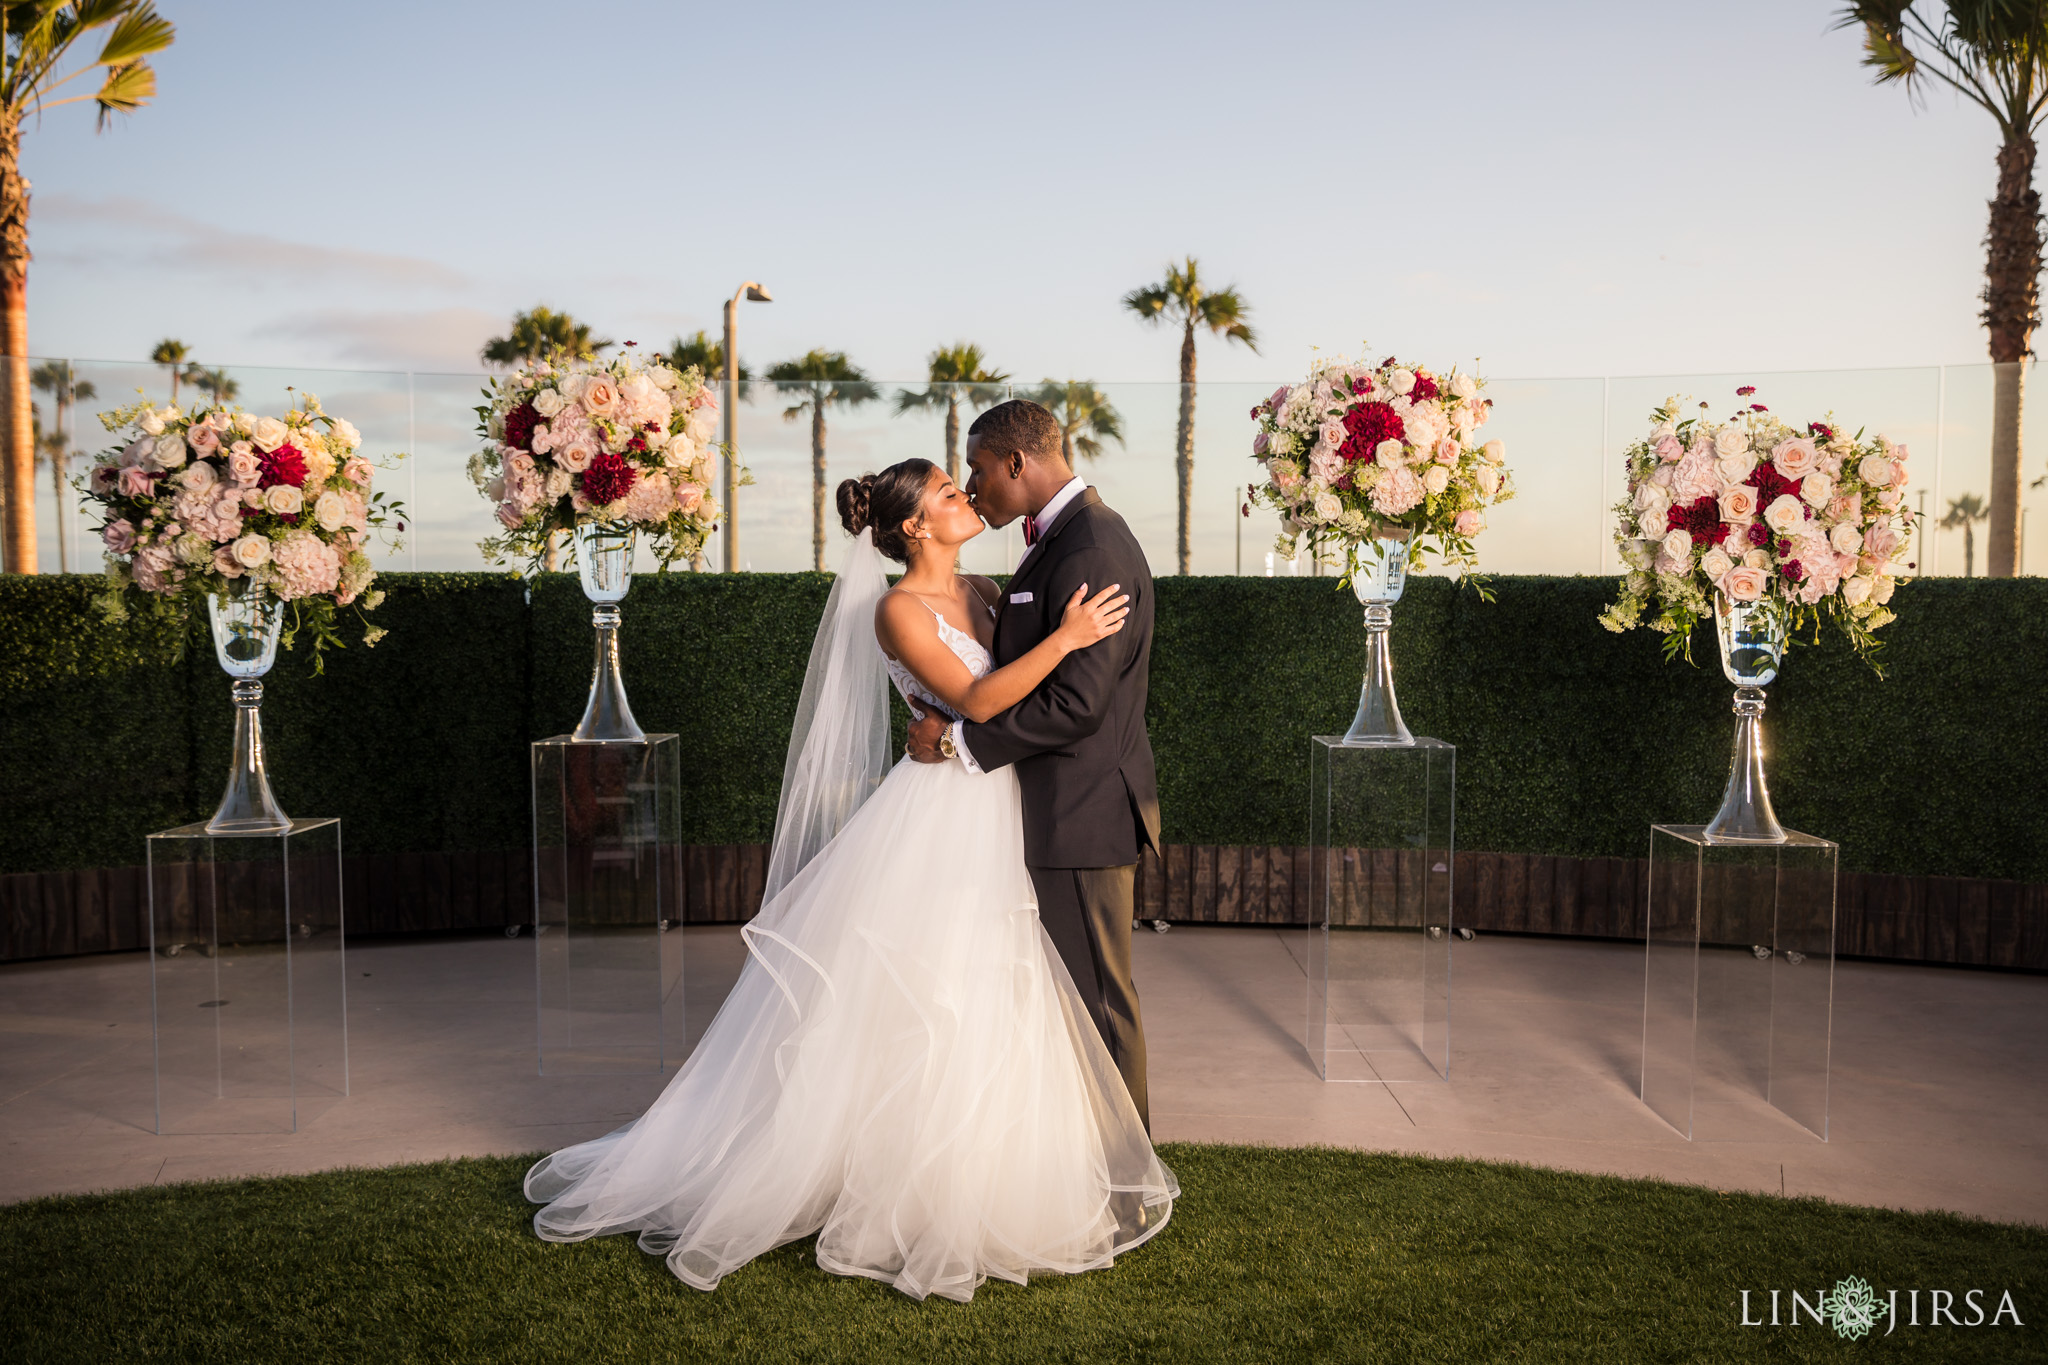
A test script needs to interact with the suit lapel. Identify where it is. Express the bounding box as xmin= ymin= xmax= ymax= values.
xmin=998 ymin=489 xmax=1099 ymax=661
